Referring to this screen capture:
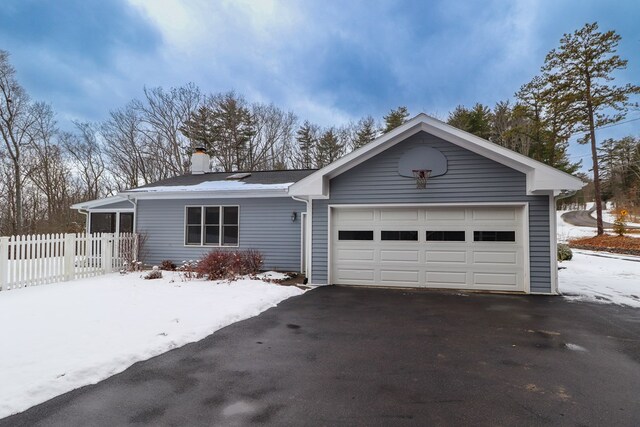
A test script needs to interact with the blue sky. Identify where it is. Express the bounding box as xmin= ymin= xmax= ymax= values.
xmin=1 ymin=0 xmax=639 ymax=170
